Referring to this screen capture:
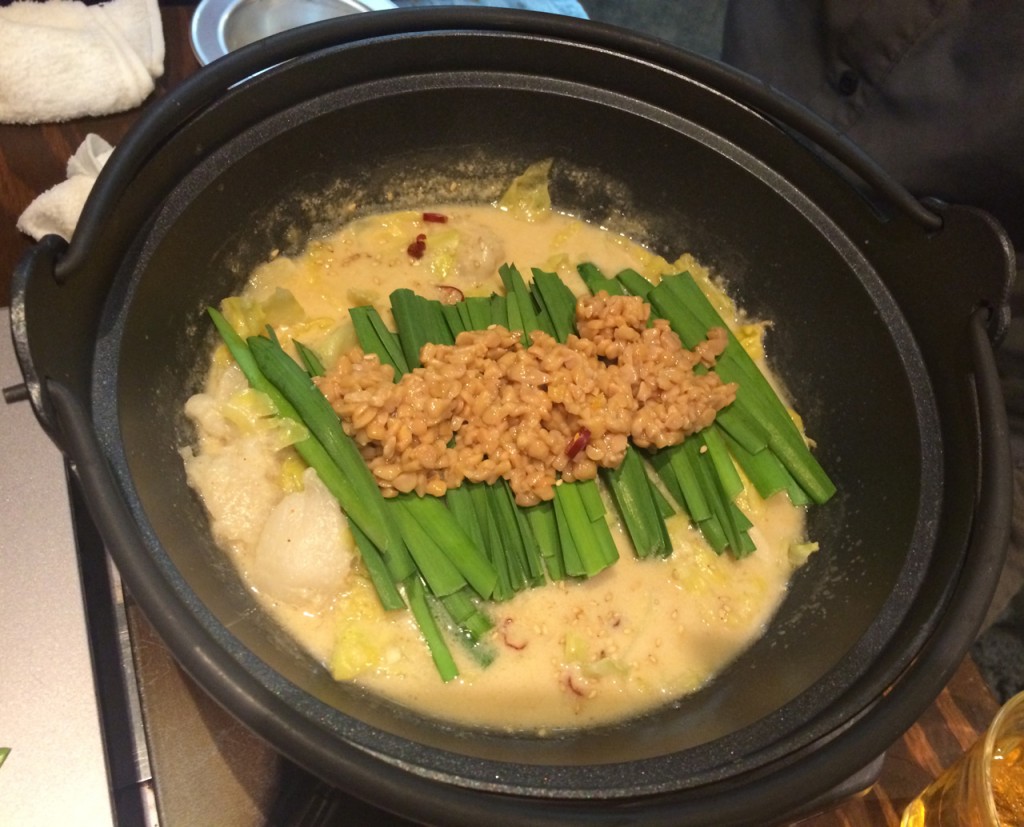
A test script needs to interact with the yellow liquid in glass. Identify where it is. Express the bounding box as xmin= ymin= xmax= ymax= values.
xmin=901 ymin=736 xmax=1024 ymax=826
xmin=991 ymin=737 xmax=1024 ymax=826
